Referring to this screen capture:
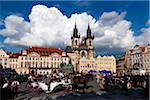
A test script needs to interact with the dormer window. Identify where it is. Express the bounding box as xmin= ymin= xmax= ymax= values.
xmin=22 ymin=50 xmax=27 ymax=55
